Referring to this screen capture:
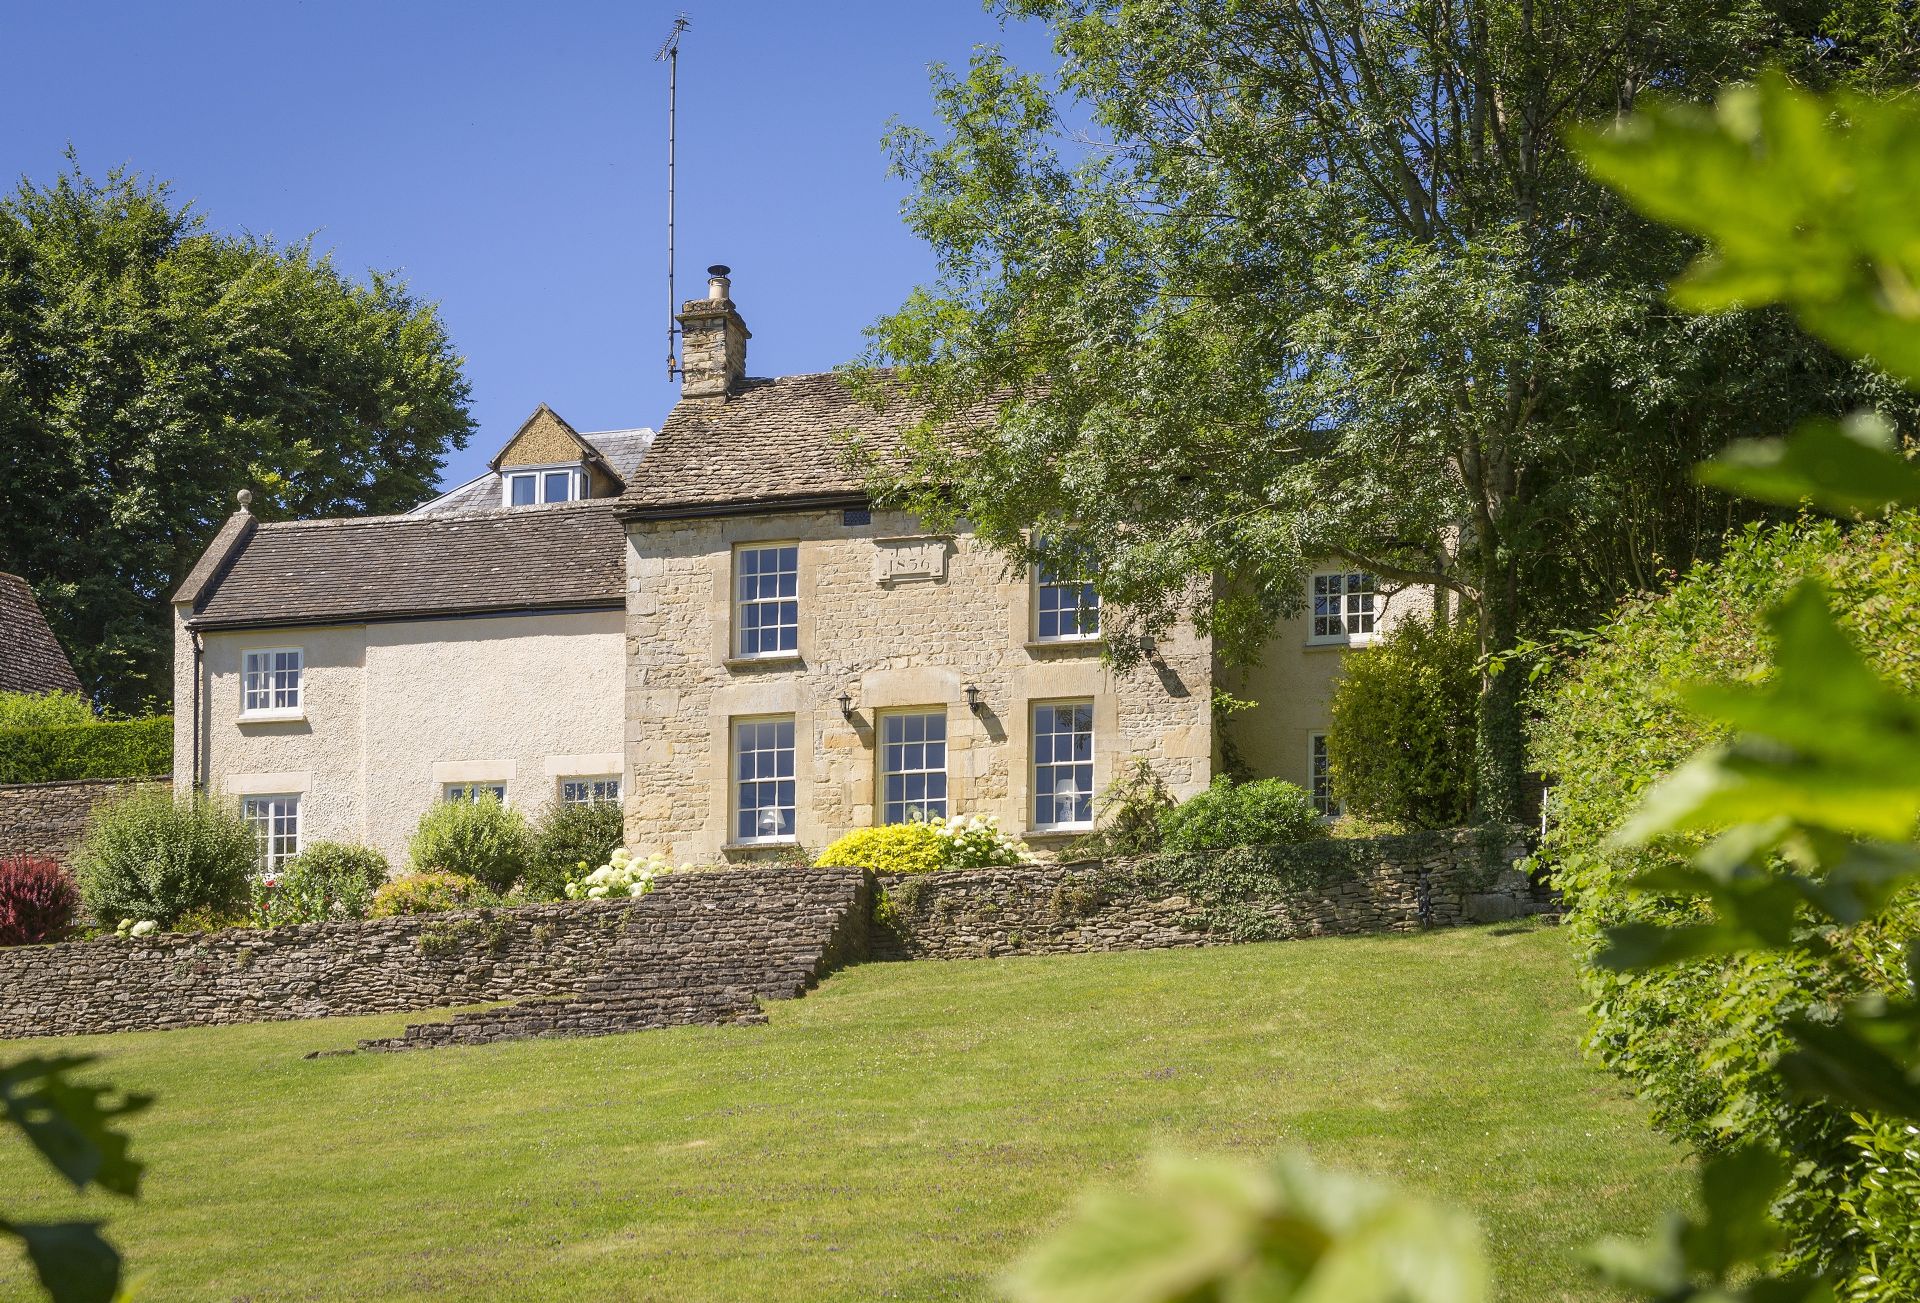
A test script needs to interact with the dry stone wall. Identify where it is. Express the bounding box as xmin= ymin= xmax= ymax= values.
xmin=0 ymin=867 xmax=866 ymax=1043
xmin=872 ymin=827 xmax=1543 ymax=961
xmin=0 ymin=777 xmax=164 ymax=867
